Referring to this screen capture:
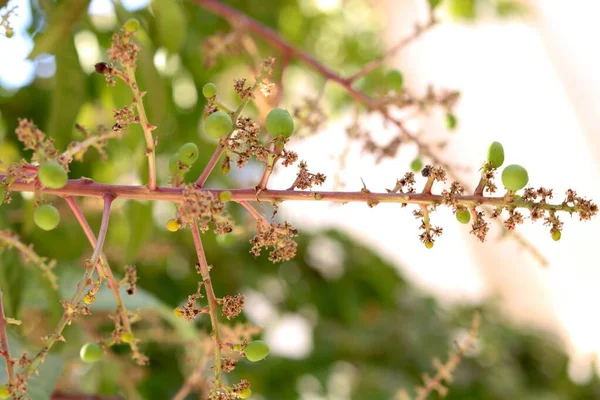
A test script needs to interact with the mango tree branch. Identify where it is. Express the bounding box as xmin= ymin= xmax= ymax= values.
xmin=189 ymin=0 xmax=551 ymax=264
xmin=2 ymin=175 xmax=593 ymax=218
